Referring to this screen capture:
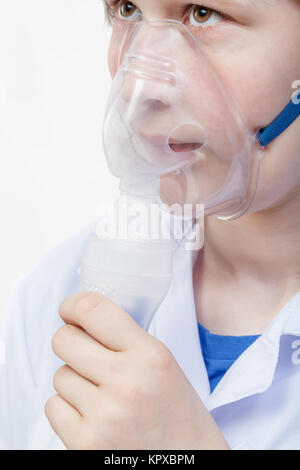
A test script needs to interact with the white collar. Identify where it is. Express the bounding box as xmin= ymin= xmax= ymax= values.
xmin=150 ymin=241 xmax=300 ymax=410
